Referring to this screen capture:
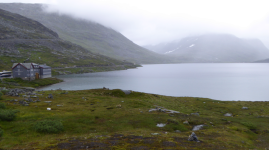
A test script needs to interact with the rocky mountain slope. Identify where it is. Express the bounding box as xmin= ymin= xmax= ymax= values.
xmin=145 ymin=34 xmax=269 ymax=63
xmin=0 ymin=8 xmax=137 ymax=72
xmin=0 ymin=3 xmax=173 ymax=64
